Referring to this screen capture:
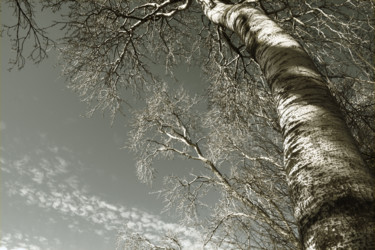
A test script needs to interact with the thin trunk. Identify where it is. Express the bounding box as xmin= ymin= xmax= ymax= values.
xmin=199 ymin=1 xmax=375 ymax=248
